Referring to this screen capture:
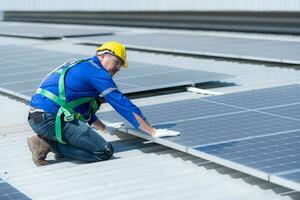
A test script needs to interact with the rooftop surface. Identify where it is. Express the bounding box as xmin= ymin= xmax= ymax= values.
xmin=0 ymin=22 xmax=300 ymax=200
